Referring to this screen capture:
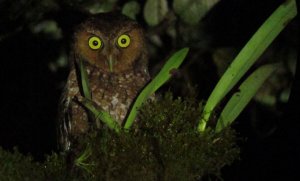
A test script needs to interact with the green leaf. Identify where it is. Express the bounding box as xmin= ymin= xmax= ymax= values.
xmin=75 ymin=144 xmax=94 ymax=174
xmin=215 ymin=64 xmax=278 ymax=133
xmin=124 ymin=48 xmax=189 ymax=129
xmin=86 ymin=0 xmax=117 ymax=14
xmin=122 ymin=1 xmax=141 ymax=20
xmin=173 ymin=0 xmax=219 ymax=25
xmin=79 ymin=59 xmax=91 ymax=100
xmin=81 ymin=98 xmax=121 ymax=133
xmin=79 ymin=58 xmax=120 ymax=133
xmin=198 ymin=0 xmax=297 ymax=132
xmin=143 ymin=0 xmax=169 ymax=26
